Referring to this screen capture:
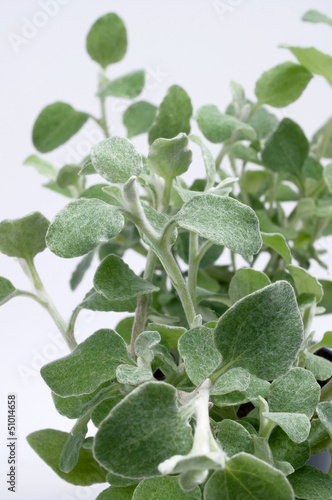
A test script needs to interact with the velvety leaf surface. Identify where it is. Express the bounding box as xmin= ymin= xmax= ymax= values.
xmin=255 ymin=62 xmax=312 ymax=107
xmin=96 ymin=486 xmax=137 ymax=500
xmin=32 ymin=102 xmax=89 ymax=153
xmin=229 ymin=268 xmax=270 ymax=304
xmin=261 ymin=232 xmax=292 ymax=264
xmin=263 ymin=412 xmax=310 ymax=443
xmin=123 ymin=101 xmax=157 ymax=138
xmin=0 ymin=212 xmax=49 ymax=260
xmin=79 ymin=288 xmax=136 ymax=313
xmin=148 ymin=85 xmax=193 ymax=144
xmin=287 ymin=264 xmax=323 ymax=302
xmin=52 ymin=383 xmax=111 ymax=419
xmin=302 ymin=9 xmax=332 ymax=25
xmin=94 ymin=254 xmax=159 ymax=301
xmin=91 ymin=136 xmax=143 ymax=184
xmin=46 ymin=199 xmax=124 ymax=258
xmin=288 ymin=465 xmax=332 ymax=500
xmin=148 ymin=323 xmax=186 ymax=349
xmin=86 ymin=13 xmax=127 ymax=67
xmin=59 ymin=427 xmax=88 ymax=473
xmin=190 ymin=135 xmax=216 ymax=190
xmin=176 ymin=194 xmax=262 ymax=257
xmin=98 ymin=70 xmax=145 ymax=98
xmin=133 ymin=476 xmax=202 ymax=499
xmin=316 ymin=402 xmax=332 ymax=438
xmin=262 ymin=118 xmax=309 ymax=178
xmin=148 ymin=133 xmax=192 ymax=180
xmin=217 ymin=420 xmax=254 ymax=456
xmin=24 ymin=154 xmax=58 ymax=180
xmin=211 ymin=367 xmax=250 ymax=395
xmin=197 ymin=105 xmax=256 ymax=143
xmin=268 ymin=367 xmax=320 ymax=418
xmin=94 ymin=382 xmax=193 ymax=478
xmin=116 ymin=365 xmax=152 ymax=385
xmin=178 ymin=326 xmax=222 ymax=386
xmin=41 ymin=329 xmax=132 ymax=396
xmin=214 ymin=281 xmax=303 ymax=380
xmin=106 ymin=472 xmax=139 ymax=487
xmin=0 ymin=277 xmax=17 ymax=305
xmin=269 ymin=426 xmax=310 ymax=470
xmin=212 ymin=374 xmax=270 ymax=407
xmin=70 ymin=252 xmax=95 ymax=290
xmin=204 ymin=453 xmax=294 ymax=500
xmin=304 ymin=352 xmax=332 ymax=380
xmin=27 ymin=429 xmax=106 ymax=485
